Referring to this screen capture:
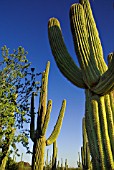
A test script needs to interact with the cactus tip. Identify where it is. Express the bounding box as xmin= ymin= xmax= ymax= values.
xmin=48 ymin=17 xmax=60 ymax=29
